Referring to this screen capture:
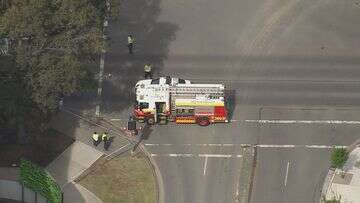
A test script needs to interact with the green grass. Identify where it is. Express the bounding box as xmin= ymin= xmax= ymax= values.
xmin=331 ymin=148 xmax=348 ymax=169
xmin=79 ymin=152 xmax=156 ymax=203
